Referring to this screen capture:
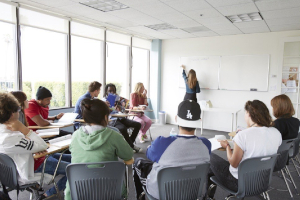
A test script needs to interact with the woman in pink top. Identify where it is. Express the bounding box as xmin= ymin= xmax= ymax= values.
xmin=130 ymin=82 xmax=152 ymax=143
